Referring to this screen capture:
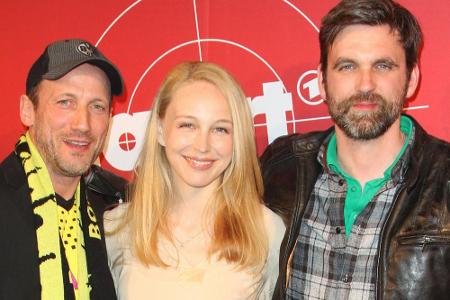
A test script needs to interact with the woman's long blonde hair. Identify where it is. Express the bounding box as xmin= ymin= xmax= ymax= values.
xmin=125 ymin=61 xmax=268 ymax=271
